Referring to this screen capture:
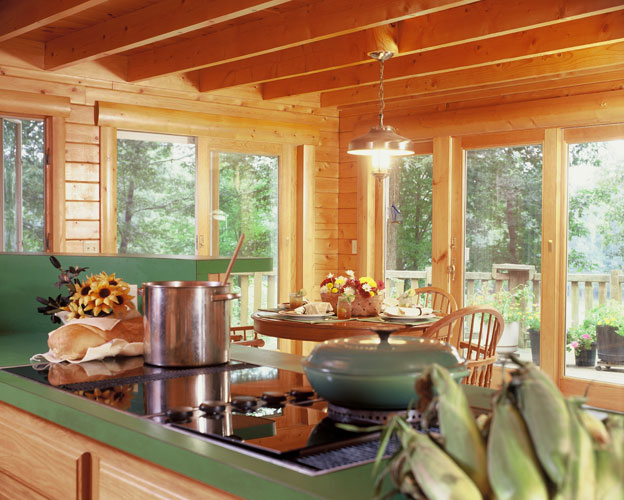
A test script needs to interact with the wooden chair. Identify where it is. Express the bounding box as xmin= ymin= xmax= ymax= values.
xmin=423 ymin=305 xmax=504 ymax=388
xmin=230 ymin=325 xmax=265 ymax=348
xmin=399 ymin=286 xmax=458 ymax=316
